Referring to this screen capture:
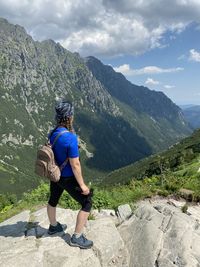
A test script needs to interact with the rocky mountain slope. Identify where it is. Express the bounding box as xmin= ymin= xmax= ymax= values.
xmin=85 ymin=56 xmax=191 ymax=151
xmin=0 ymin=17 xmax=191 ymax=196
xmin=0 ymin=198 xmax=200 ymax=267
